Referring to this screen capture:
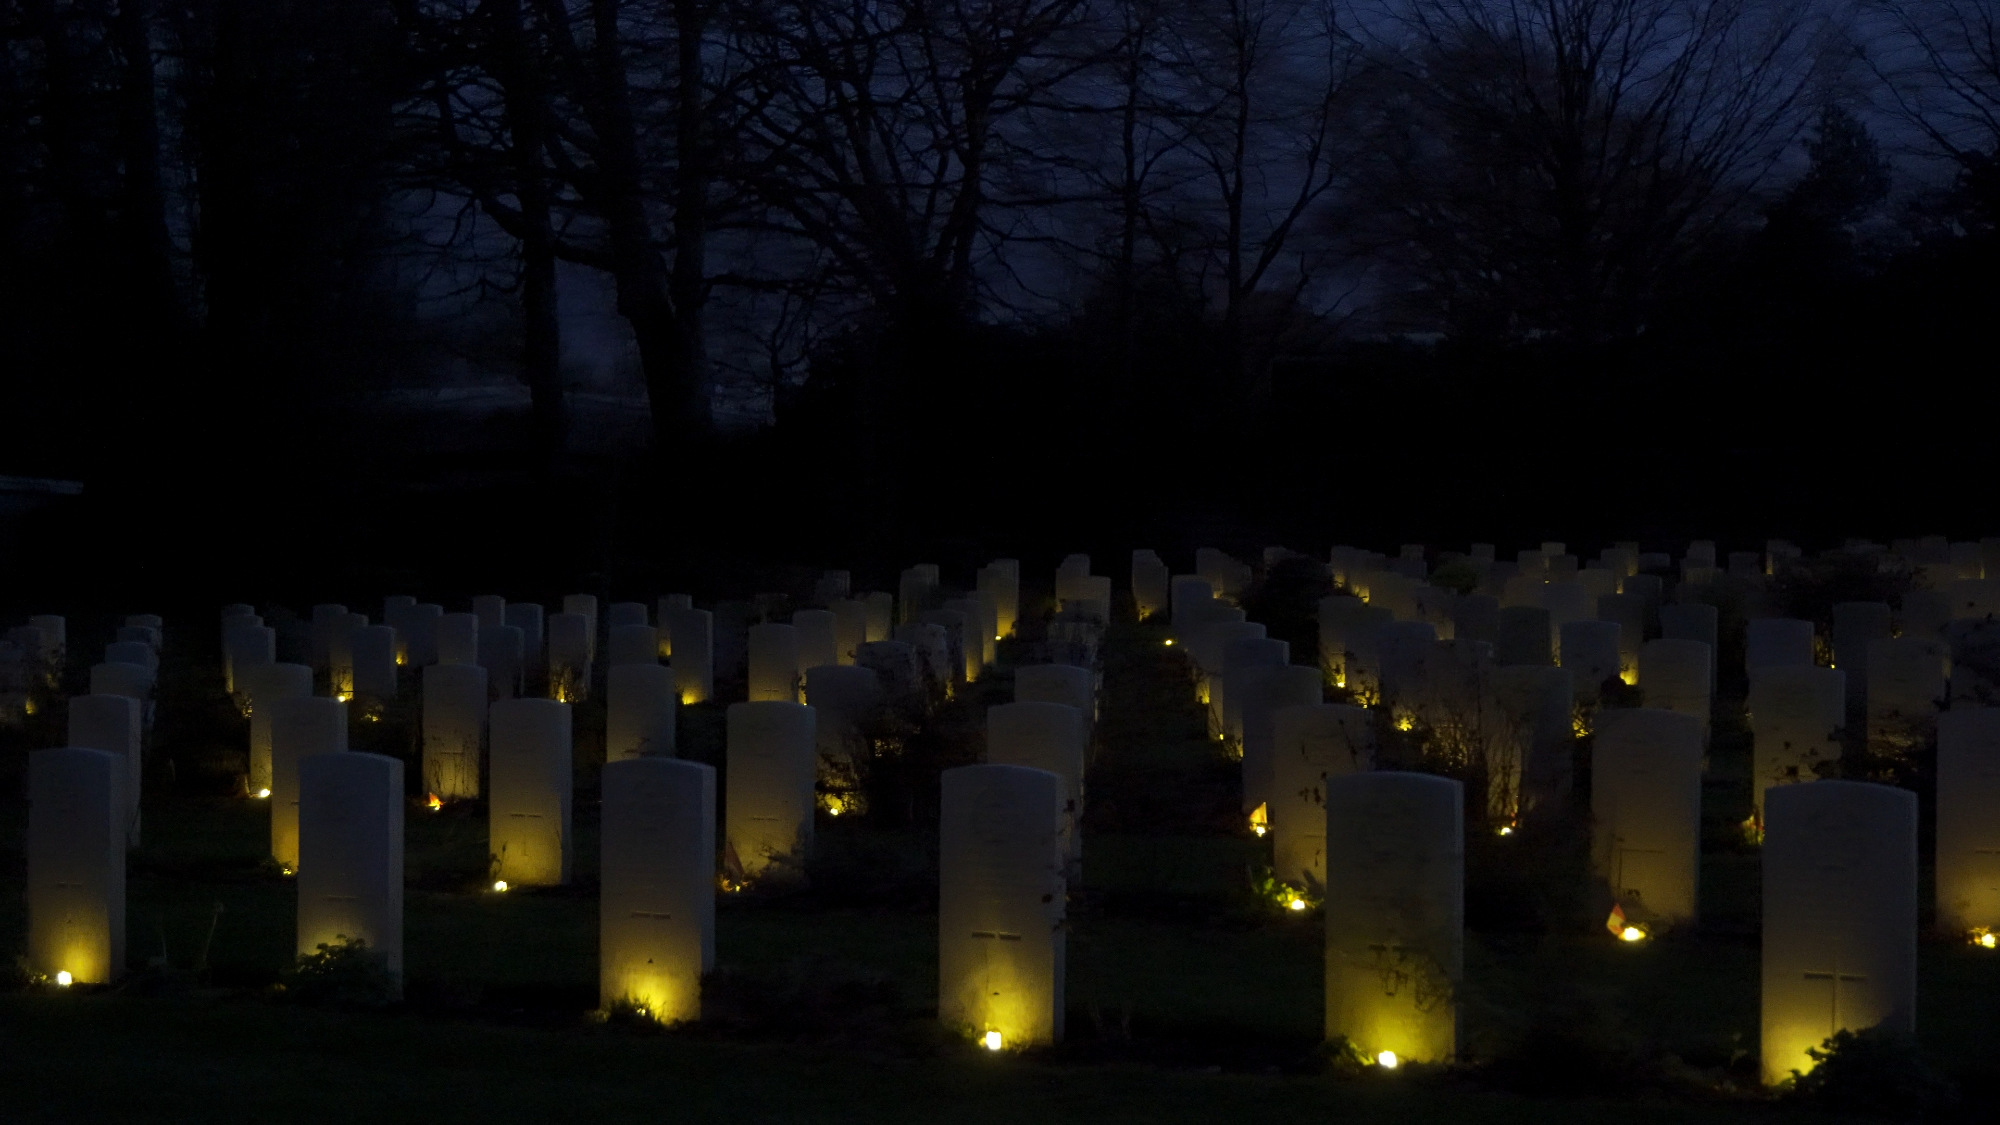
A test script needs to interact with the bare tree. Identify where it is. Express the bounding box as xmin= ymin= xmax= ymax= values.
xmin=1345 ymin=0 xmax=1821 ymax=341
xmin=1863 ymin=0 xmax=2000 ymax=223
